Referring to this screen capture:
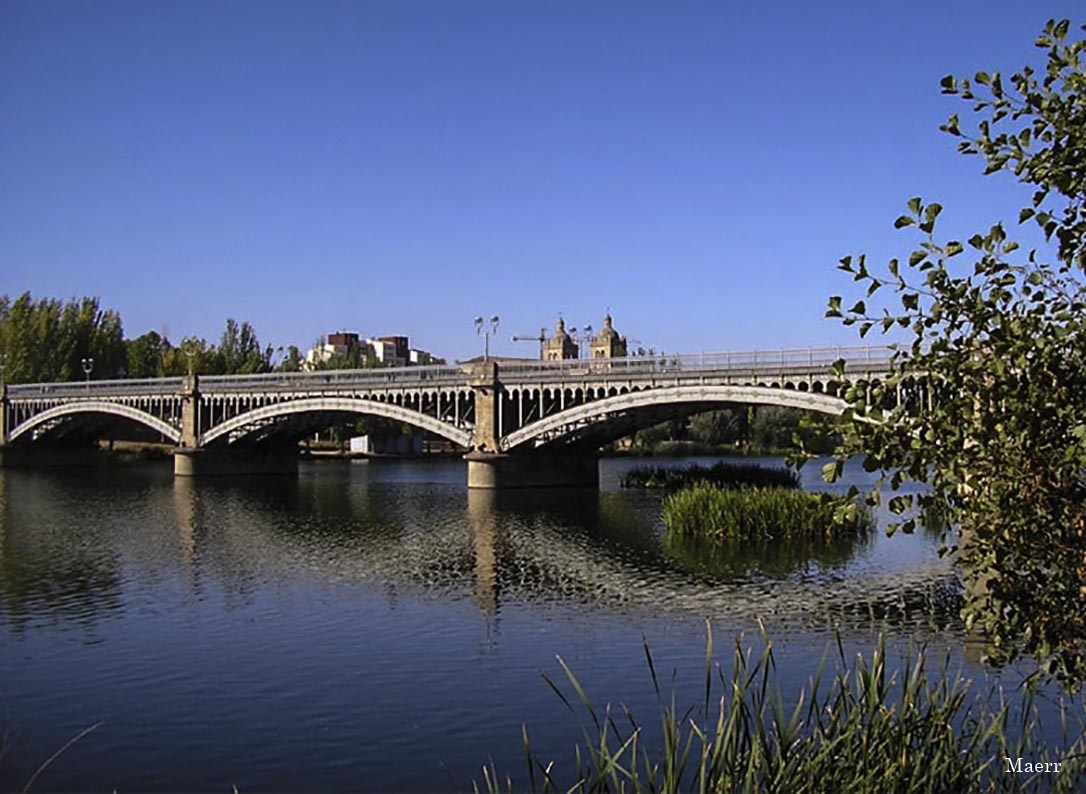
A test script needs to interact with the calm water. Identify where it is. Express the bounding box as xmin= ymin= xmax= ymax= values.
xmin=0 ymin=456 xmax=1025 ymax=791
